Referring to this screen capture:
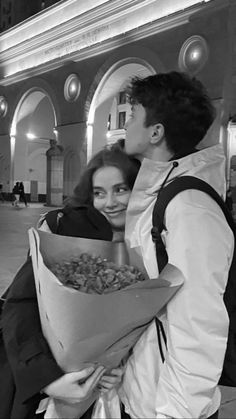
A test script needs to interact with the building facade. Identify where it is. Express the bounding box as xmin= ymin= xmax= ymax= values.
xmin=0 ymin=0 xmax=236 ymax=206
